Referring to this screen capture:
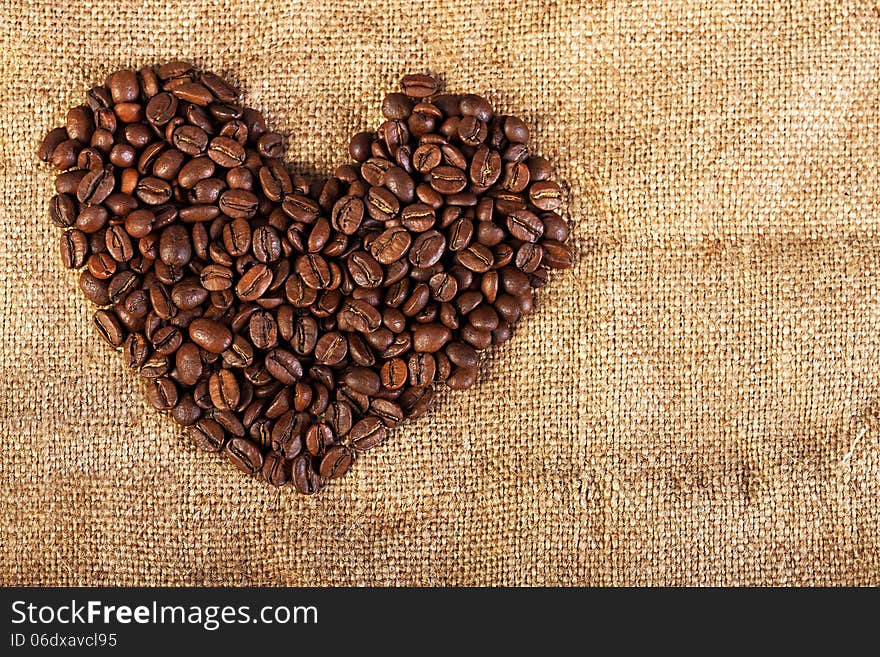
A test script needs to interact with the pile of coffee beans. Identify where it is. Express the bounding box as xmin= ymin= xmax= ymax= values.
xmin=39 ymin=64 xmax=572 ymax=493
